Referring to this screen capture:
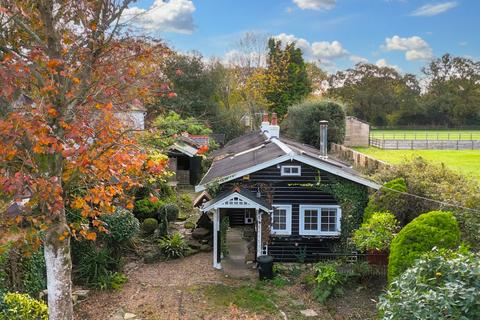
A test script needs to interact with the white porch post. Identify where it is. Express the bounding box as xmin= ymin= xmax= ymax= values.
xmin=256 ymin=208 xmax=262 ymax=257
xmin=213 ymin=208 xmax=221 ymax=269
